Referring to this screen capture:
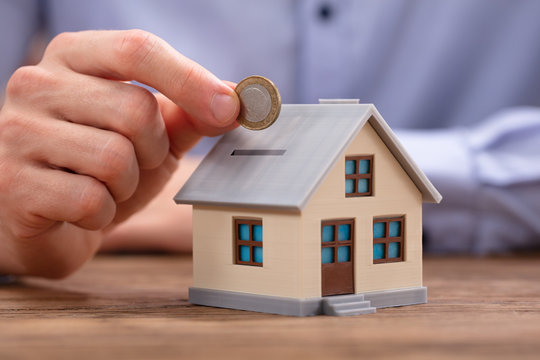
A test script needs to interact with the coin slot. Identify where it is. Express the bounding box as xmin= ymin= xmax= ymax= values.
xmin=231 ymin=150 xmax=286 ymax=156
